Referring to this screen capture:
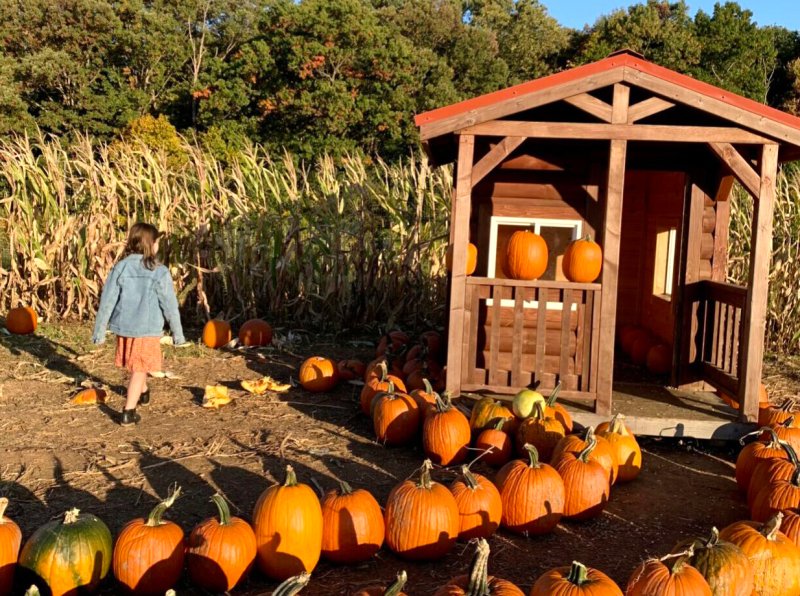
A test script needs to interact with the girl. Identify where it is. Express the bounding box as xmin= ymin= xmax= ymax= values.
xmin=92 ymin=223 xmax=185 ymax=426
